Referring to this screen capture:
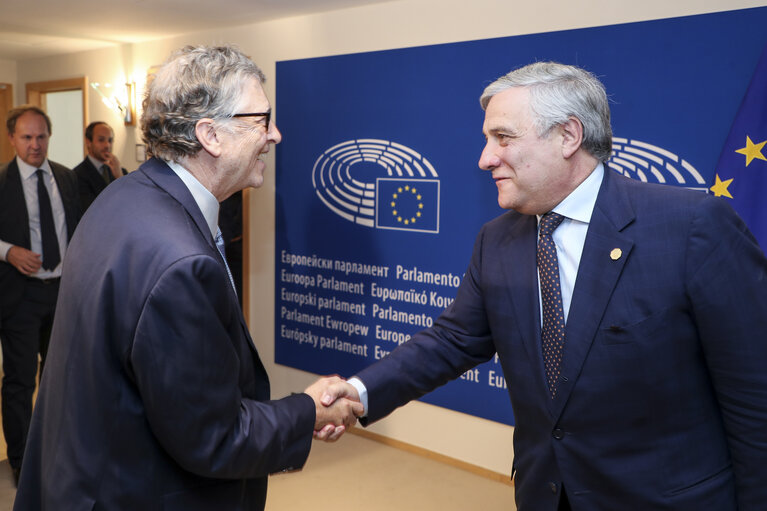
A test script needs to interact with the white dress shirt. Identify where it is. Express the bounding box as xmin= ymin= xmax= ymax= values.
xmin=0 ymin=157 xmax=68 ymax=279
xmin=165 ymin=160 xmax=219 ymax=238
xmin=539 ymin=162 xmax=604 ymax=323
